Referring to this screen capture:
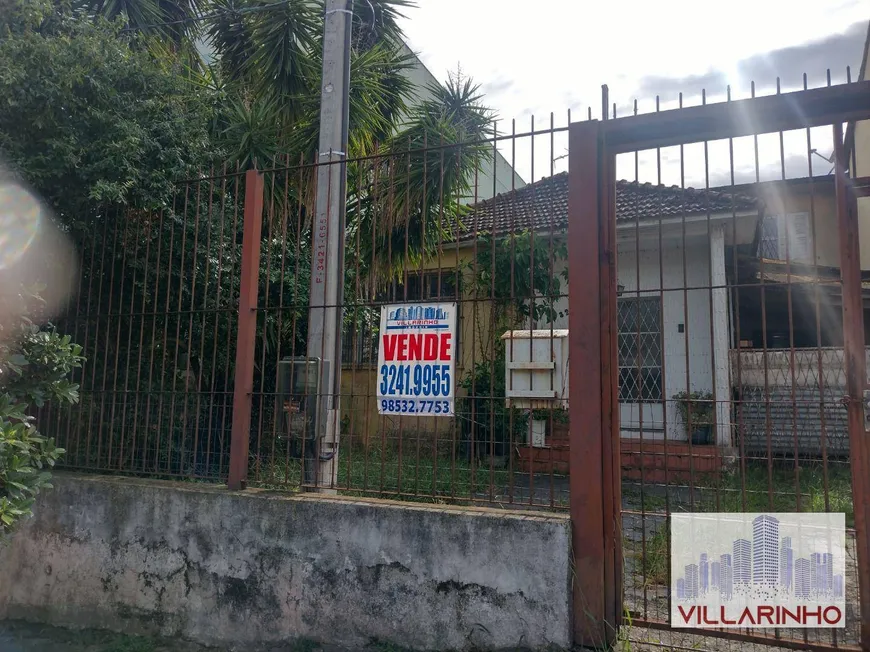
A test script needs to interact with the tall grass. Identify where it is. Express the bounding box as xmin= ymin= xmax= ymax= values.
xmin=251 ymin=442 xmax=511 ymax=505
xmin=695 ymin=461 xmax=854 ymax=527
xmin=337 ymin=444 xmax=510 ymax=503
xmin=624 ymin=461 xmax=854 ymax=527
